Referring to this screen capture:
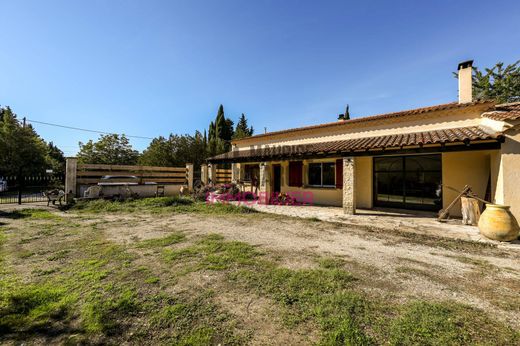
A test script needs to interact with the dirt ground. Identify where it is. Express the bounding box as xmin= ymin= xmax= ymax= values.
xmin=90 ymin=210 xmax=520 ymax=329
xmin=1 ymin=203 xmax=519 ymax=344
